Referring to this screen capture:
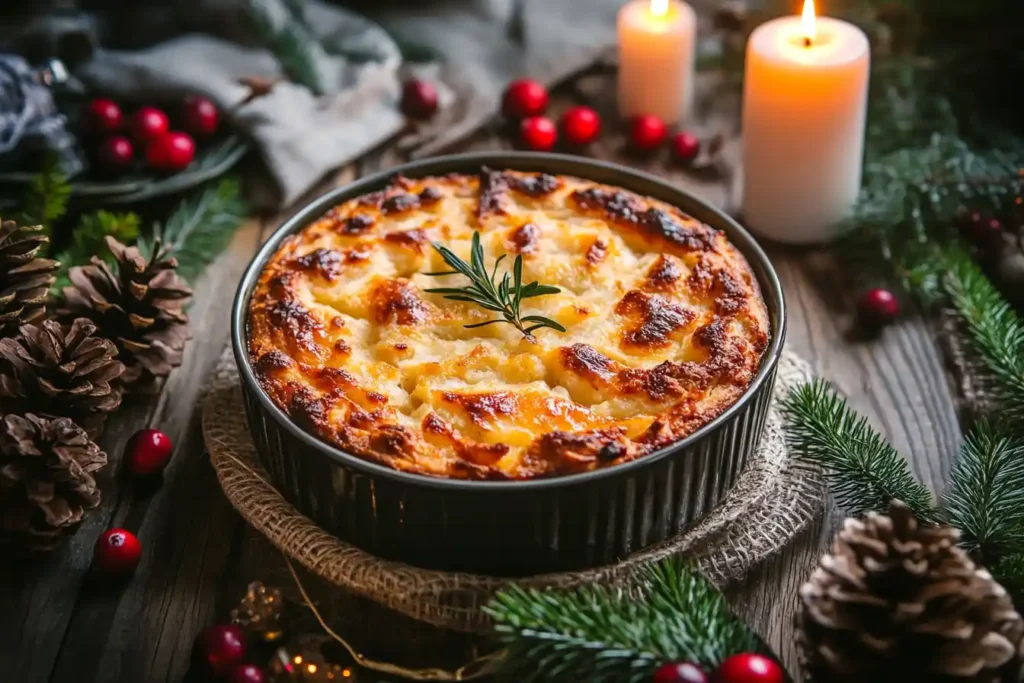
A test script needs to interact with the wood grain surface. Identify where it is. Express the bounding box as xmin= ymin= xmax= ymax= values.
xmin=0 ymin=67 xmax=963 ymax=683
